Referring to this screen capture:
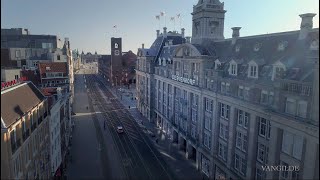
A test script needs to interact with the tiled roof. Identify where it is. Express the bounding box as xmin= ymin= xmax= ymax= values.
xmin=39 ymin=62 xmax=68 ymax=77
xmin=1 ymin=82 xmax=45 ymax=128
xmin=196 ymin=29 xmax=319 ymax=82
